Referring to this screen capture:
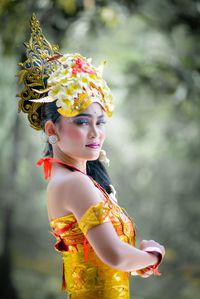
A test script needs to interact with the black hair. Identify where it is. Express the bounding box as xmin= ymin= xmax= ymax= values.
xmin=42 ymin=101 xmax=112 ymax=194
